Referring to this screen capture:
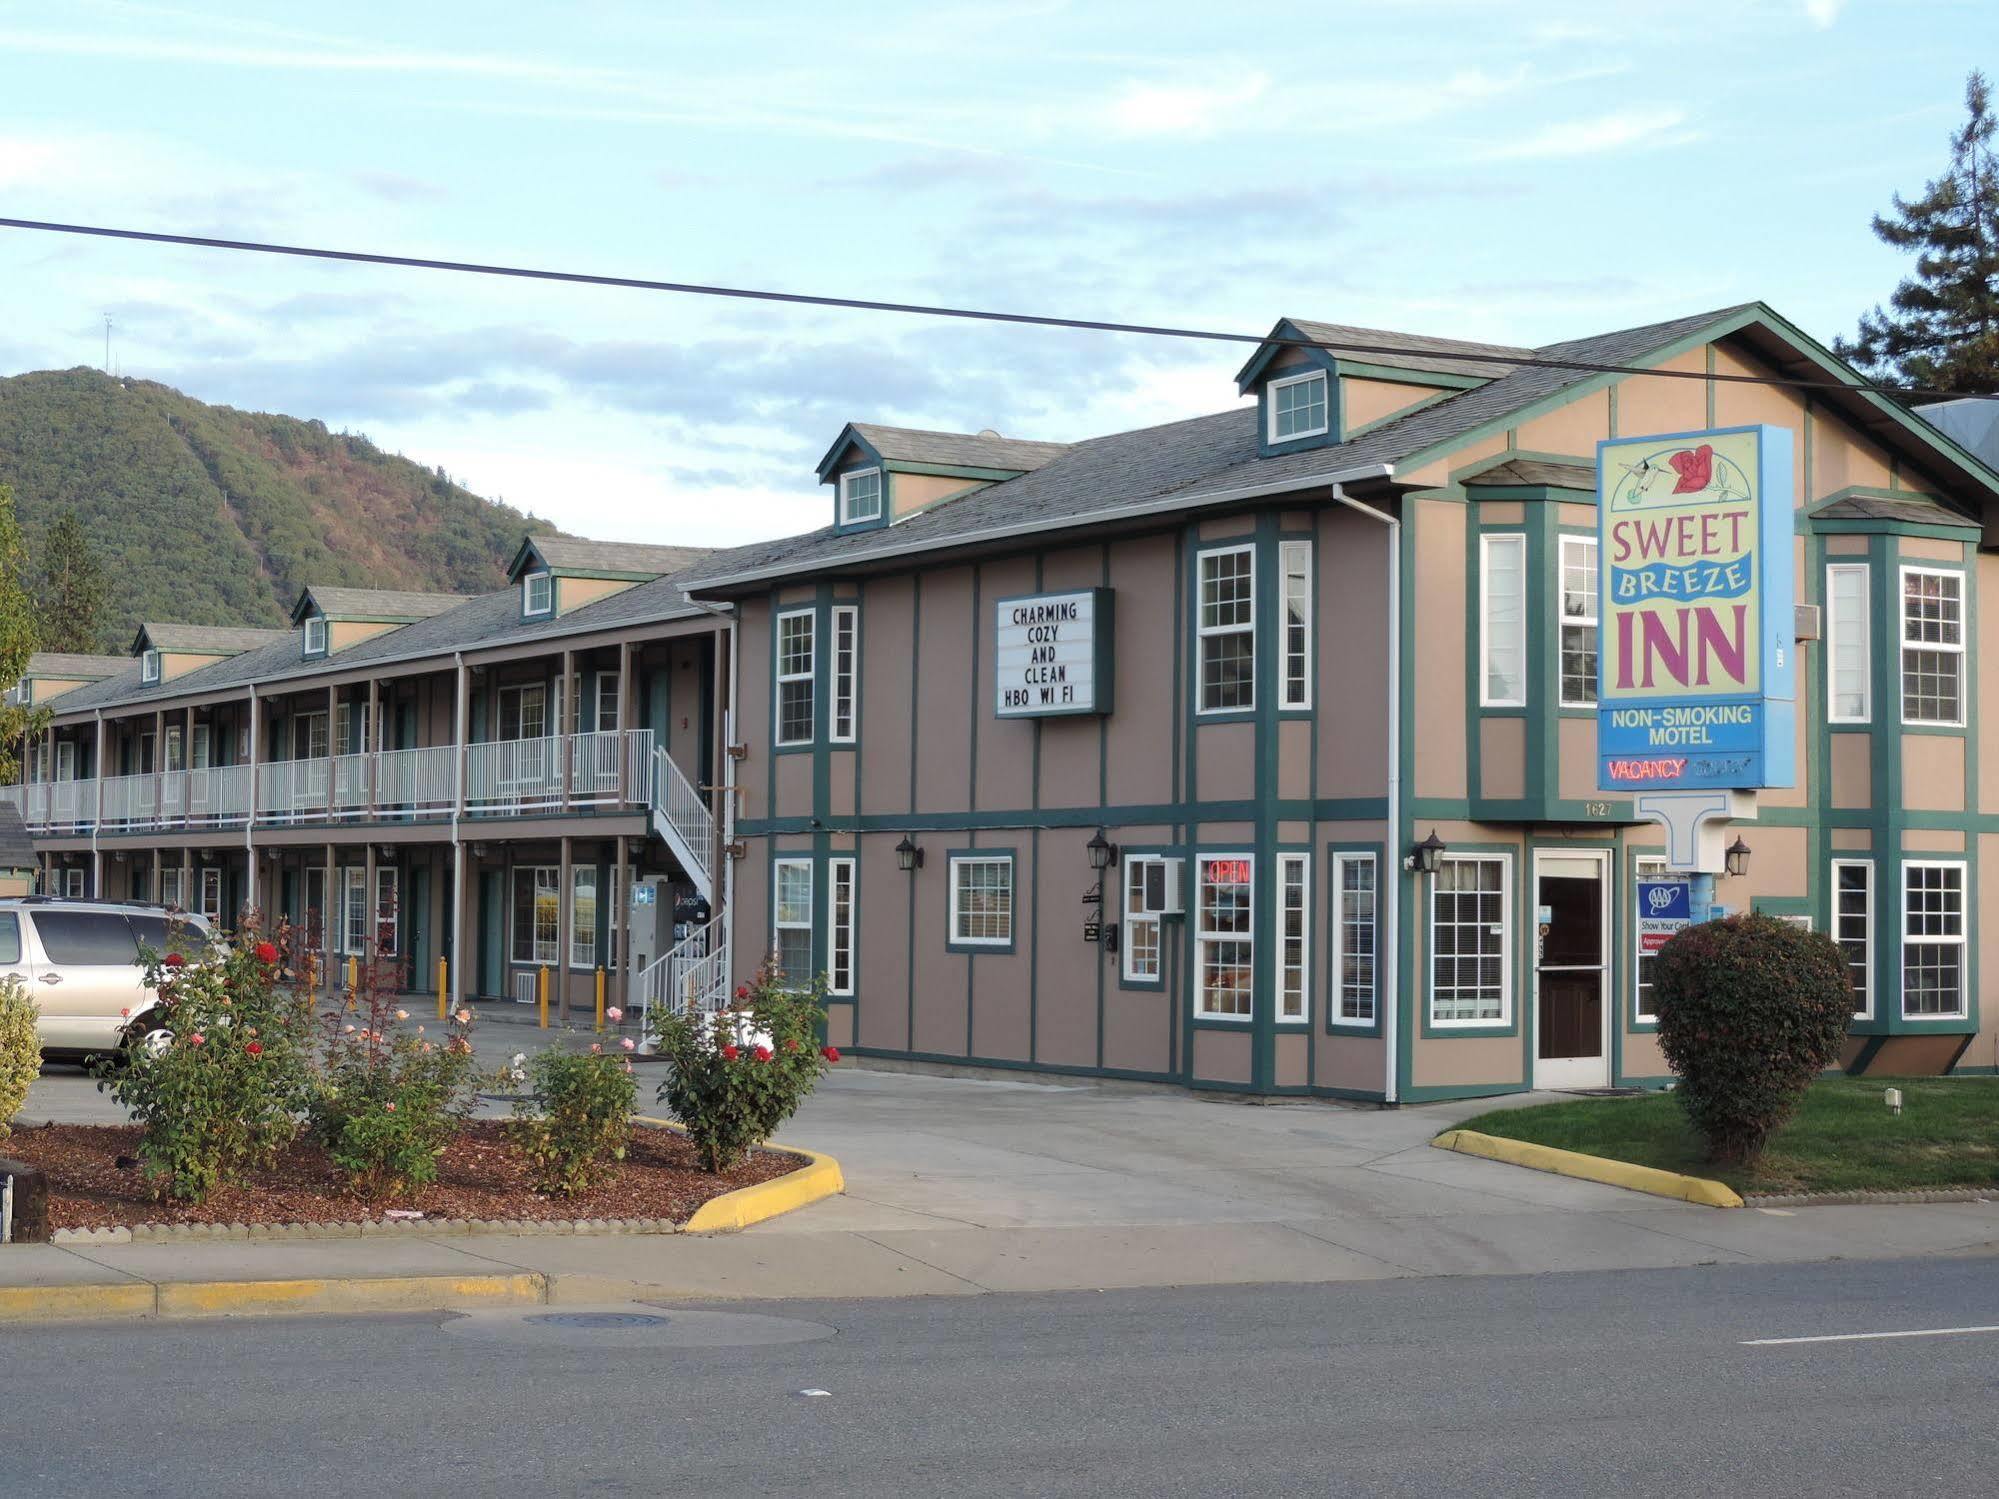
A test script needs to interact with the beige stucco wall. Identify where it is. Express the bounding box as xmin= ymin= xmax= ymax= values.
xmin=1340 ymin=376 xmax=1441 ymax=433
xmin=327 ymin=619 xmax=400 ymax=652
xmin=1903 ymin=735 xmax=1968 ymax=813
xmin=1412 ymin=499 xmax=1468 ymax=799
xmin=556 ymin=575 xmax=637 ymax=615
xmin=891 ymin=471 xmax=981 ymax=520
